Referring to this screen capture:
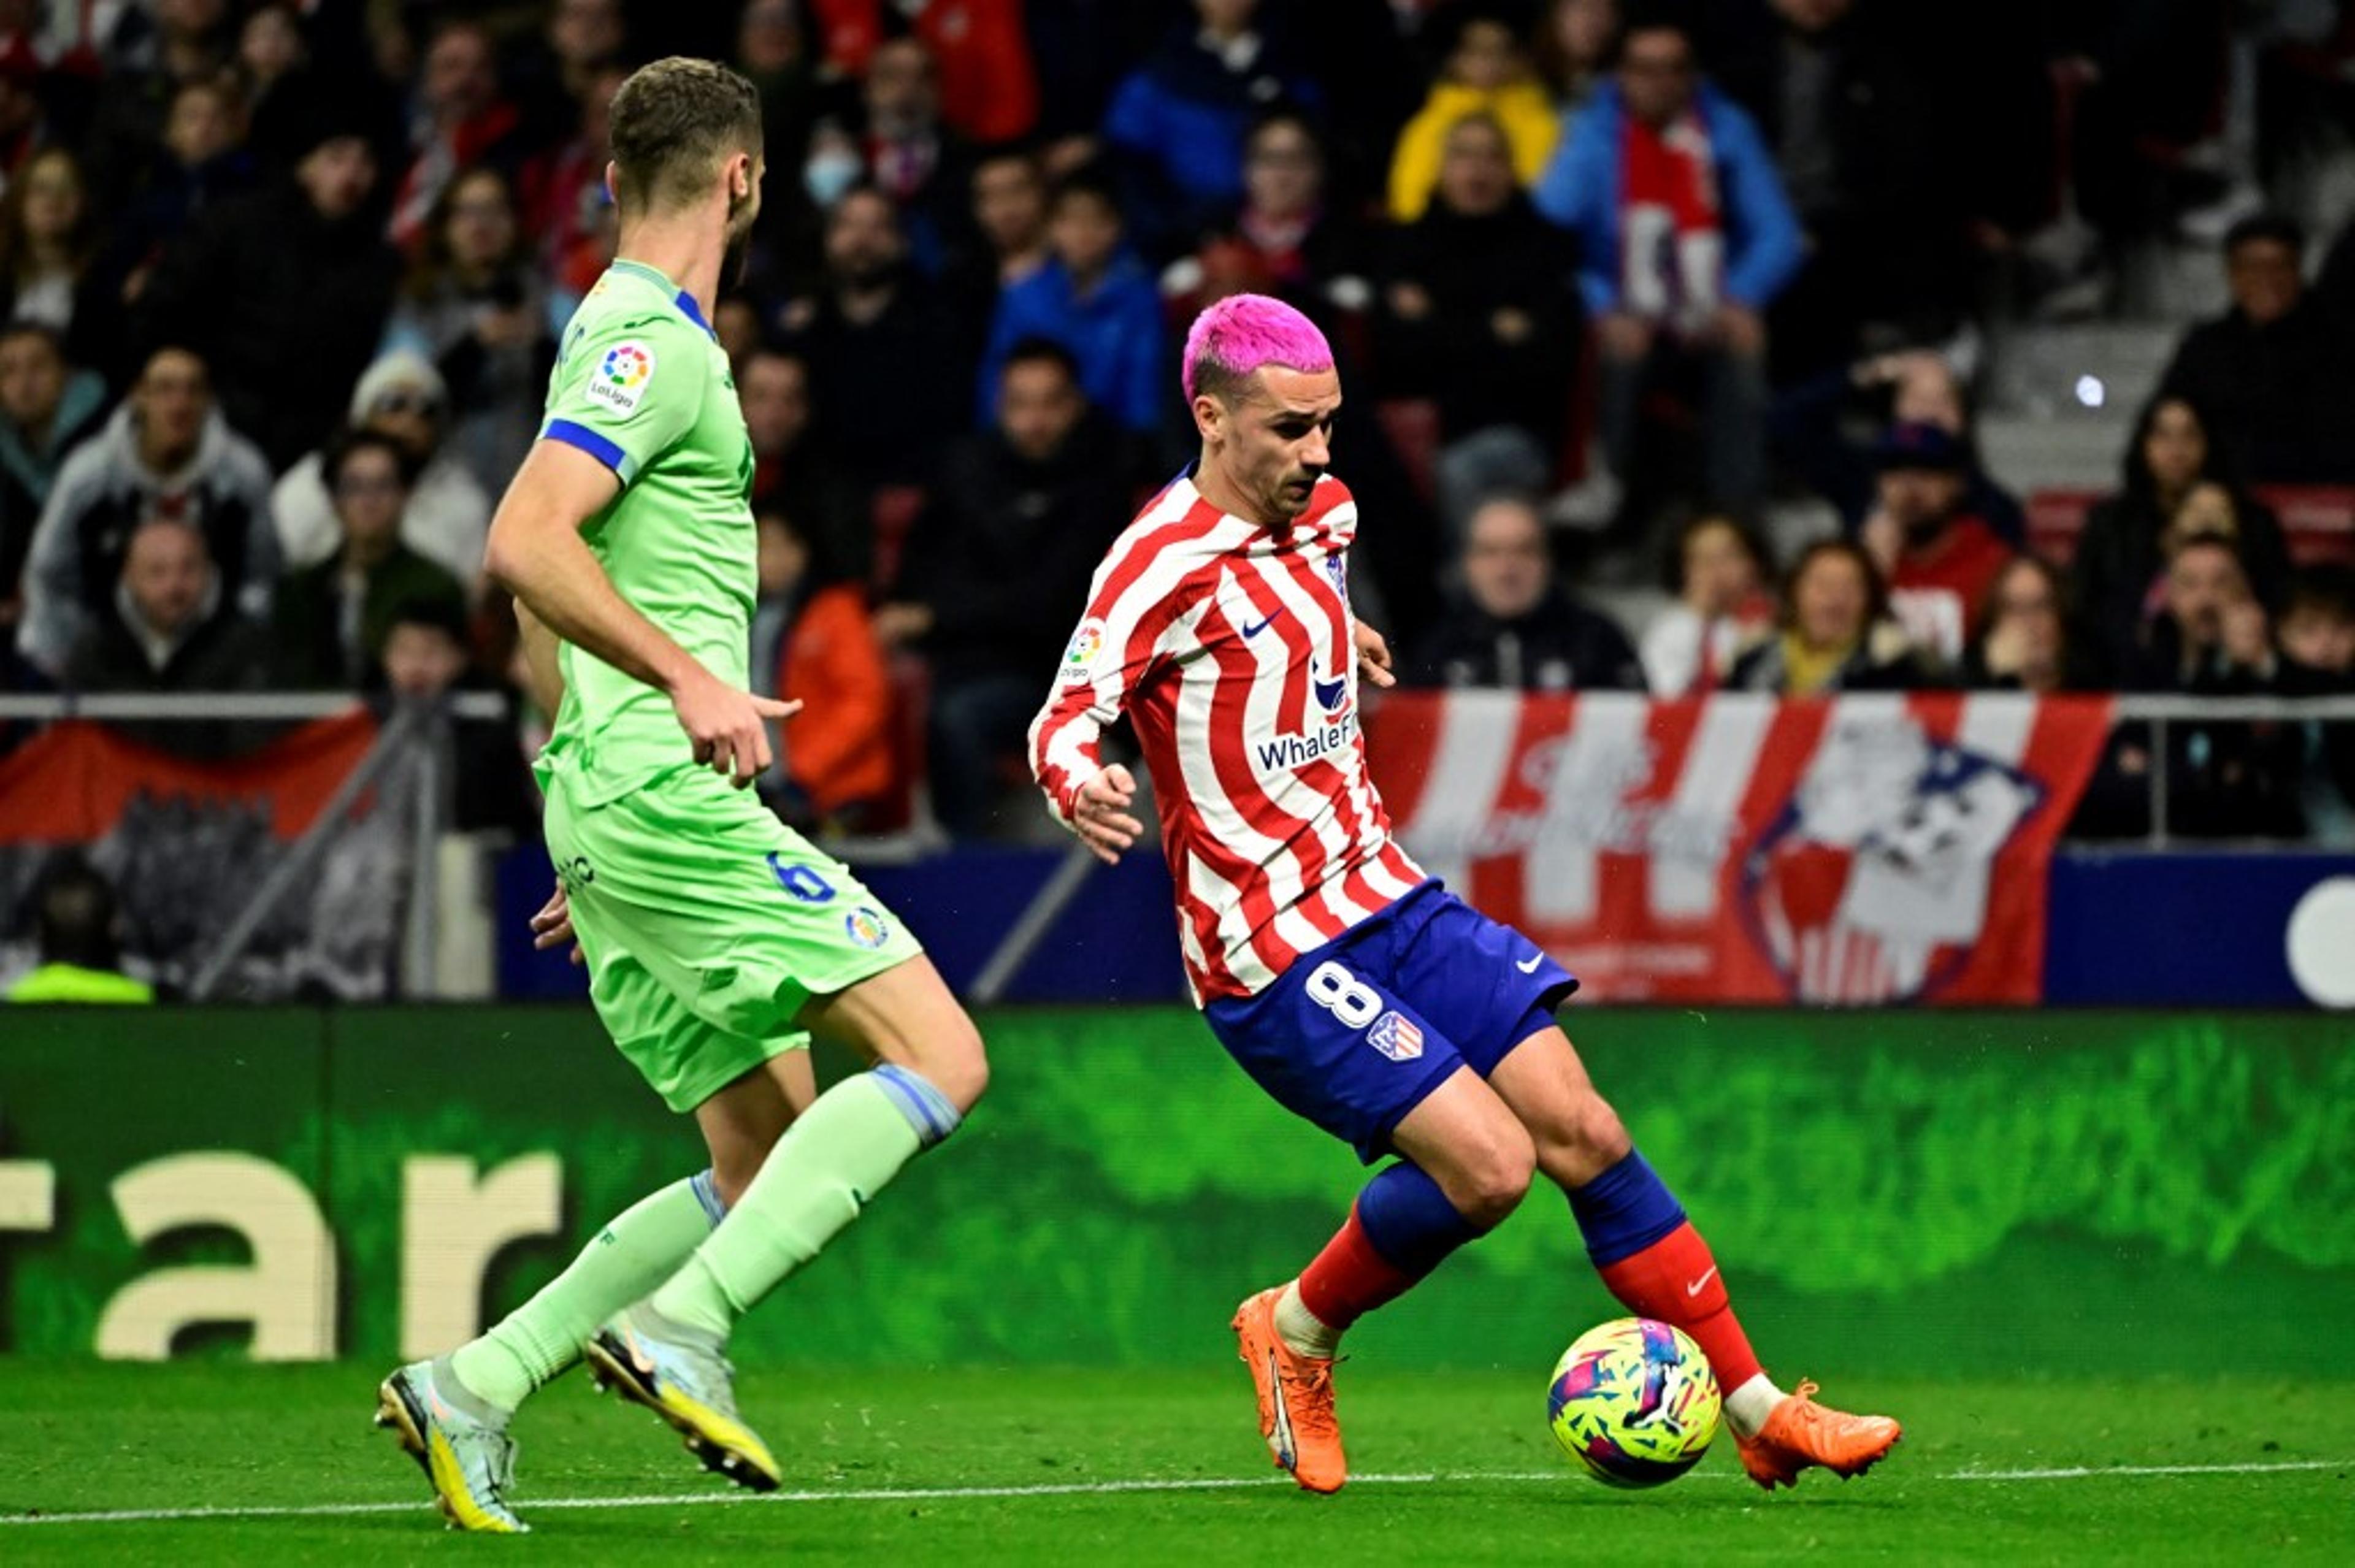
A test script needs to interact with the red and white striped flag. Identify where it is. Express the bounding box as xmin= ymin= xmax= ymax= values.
xmin=1365 ymin=692 xmax=2115 ymax=1004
